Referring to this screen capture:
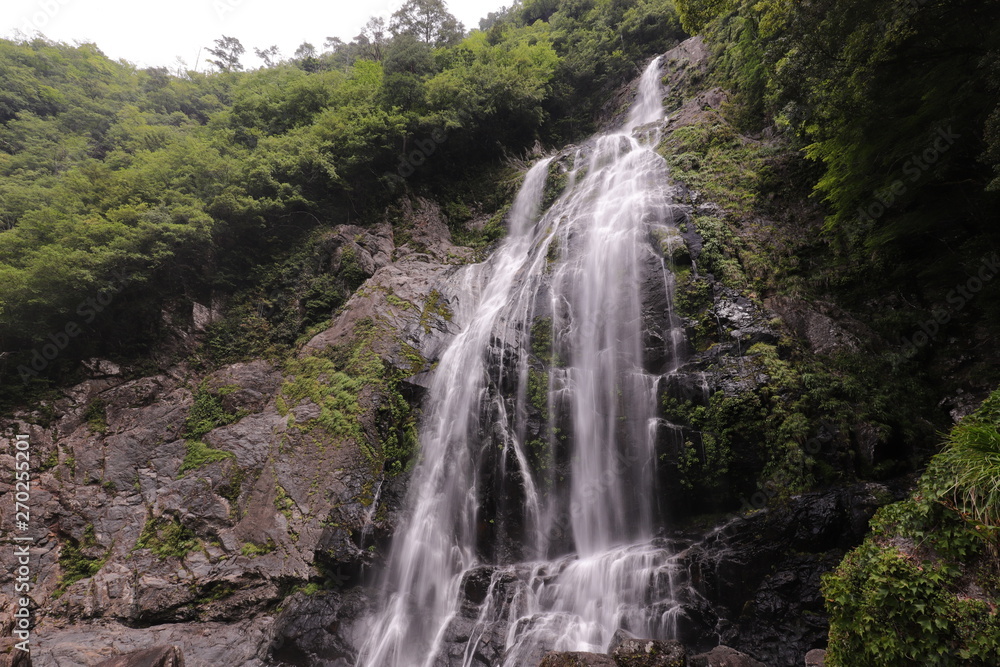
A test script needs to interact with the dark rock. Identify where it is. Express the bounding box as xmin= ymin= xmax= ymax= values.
xmin=94 ymin=646 xmax=184 ymax=667
xmin=663 ymin=483 xmax=905 ymax=664
xmin=610 ymin=635 xmax=686 ymax=666
xmin=689 ymin=645 xmax=765 ymax=667
xmin=538 ymin=652 xmax=618 ymax=667
xmin=607 ymin=629 xmax=638 ymax=654
xmin=267 ymin=588 xmax=370 ymax=665
xmin=765 ymin=297 xmax=867 ymax=356
xmin=804 ymin=649 xmax=826 ymax=666
xmin=0 ymin=638 xmax=31 ymax=667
